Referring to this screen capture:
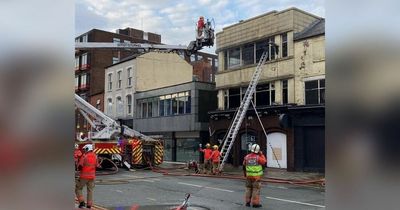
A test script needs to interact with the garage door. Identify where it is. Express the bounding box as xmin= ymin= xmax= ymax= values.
xmin=266 ymin=132 xmax=287 ymax=169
